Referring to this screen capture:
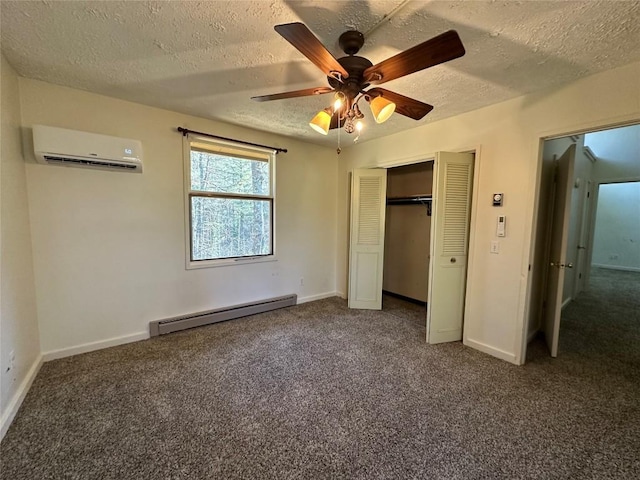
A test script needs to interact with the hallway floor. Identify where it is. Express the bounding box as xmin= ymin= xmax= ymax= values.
xmin=528 ymin=266 xmax=640 ymax=369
